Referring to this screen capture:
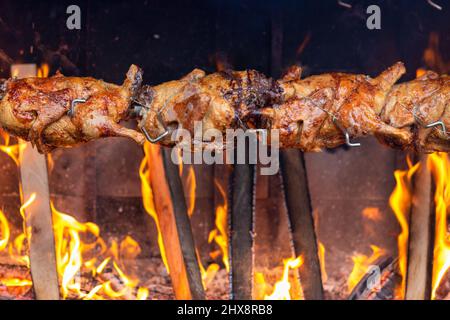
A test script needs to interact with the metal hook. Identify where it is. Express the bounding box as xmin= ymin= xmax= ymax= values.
xmin=425 ymin=120 xmax=447 ymax=135
xmin=344 ymin=131 xmax=361 ymax=147
xmin=412 ymin=107 xmax=447 ymax=135
xmin=304 ymin=99 xmax=362 ymax=148
xmin=323 ymin=110 xmax=361 ymax=148
xmin=68 ymin=98 xmax=87 ymax=117
xmin=140 ymin=125 xmax=170 ymax=143
xmin=139 ymin=92 xmax=178 ymax=143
